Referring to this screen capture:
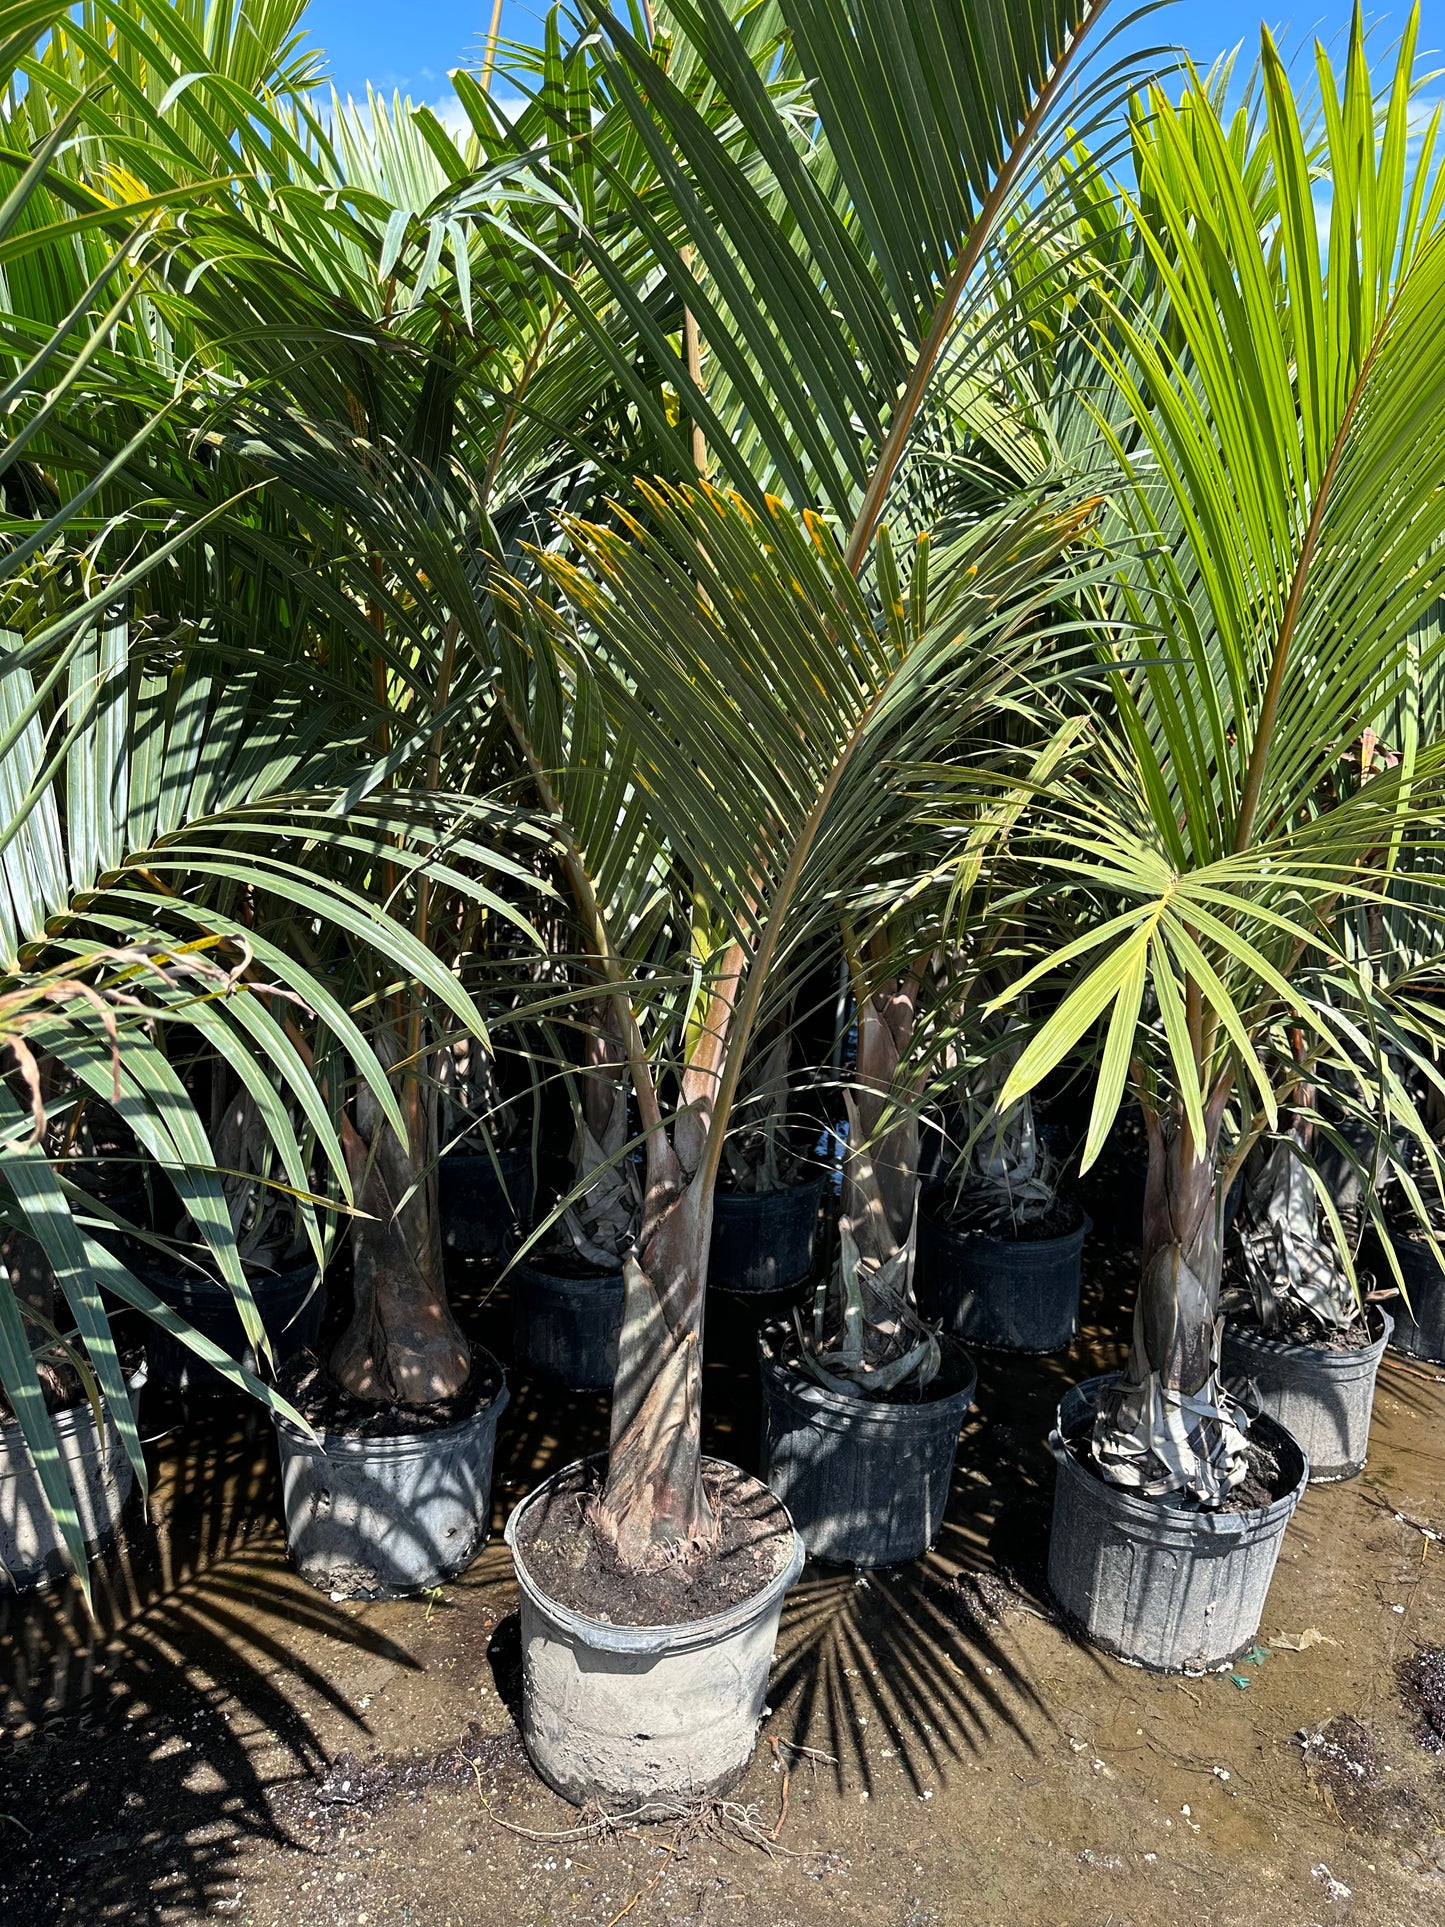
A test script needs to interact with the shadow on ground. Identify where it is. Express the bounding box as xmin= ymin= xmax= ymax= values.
xmin=3 ymin=1225 xmax=1445 ymax=1927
